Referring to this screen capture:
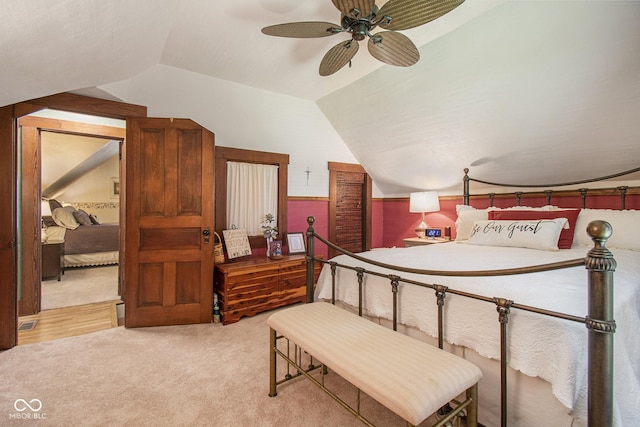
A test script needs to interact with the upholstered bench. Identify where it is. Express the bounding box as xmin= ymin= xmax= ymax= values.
xmin=268 ymin=302 xmax=483 ymax=426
